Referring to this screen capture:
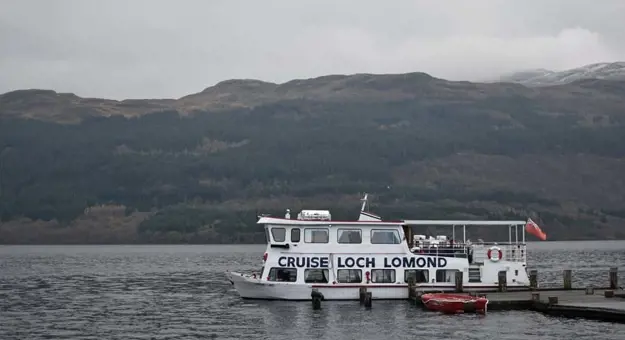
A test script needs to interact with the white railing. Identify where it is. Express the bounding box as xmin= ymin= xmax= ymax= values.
xmin=471 ymin=243 xmax=527 ymax=263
